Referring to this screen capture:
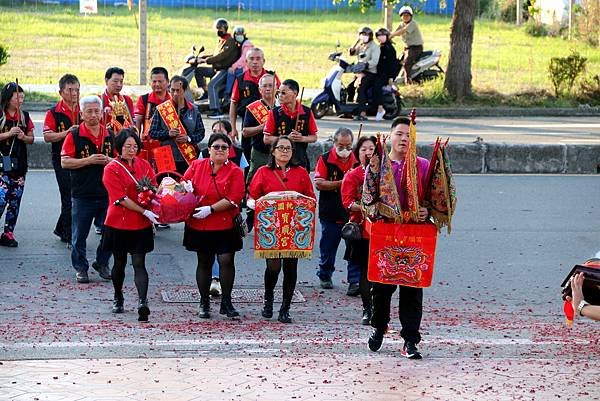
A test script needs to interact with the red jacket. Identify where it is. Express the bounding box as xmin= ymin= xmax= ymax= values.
xmin=183 ymin=158 xmax=245 ymax=231
xmin=103 ymin=157 xmax=156 ymax=230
